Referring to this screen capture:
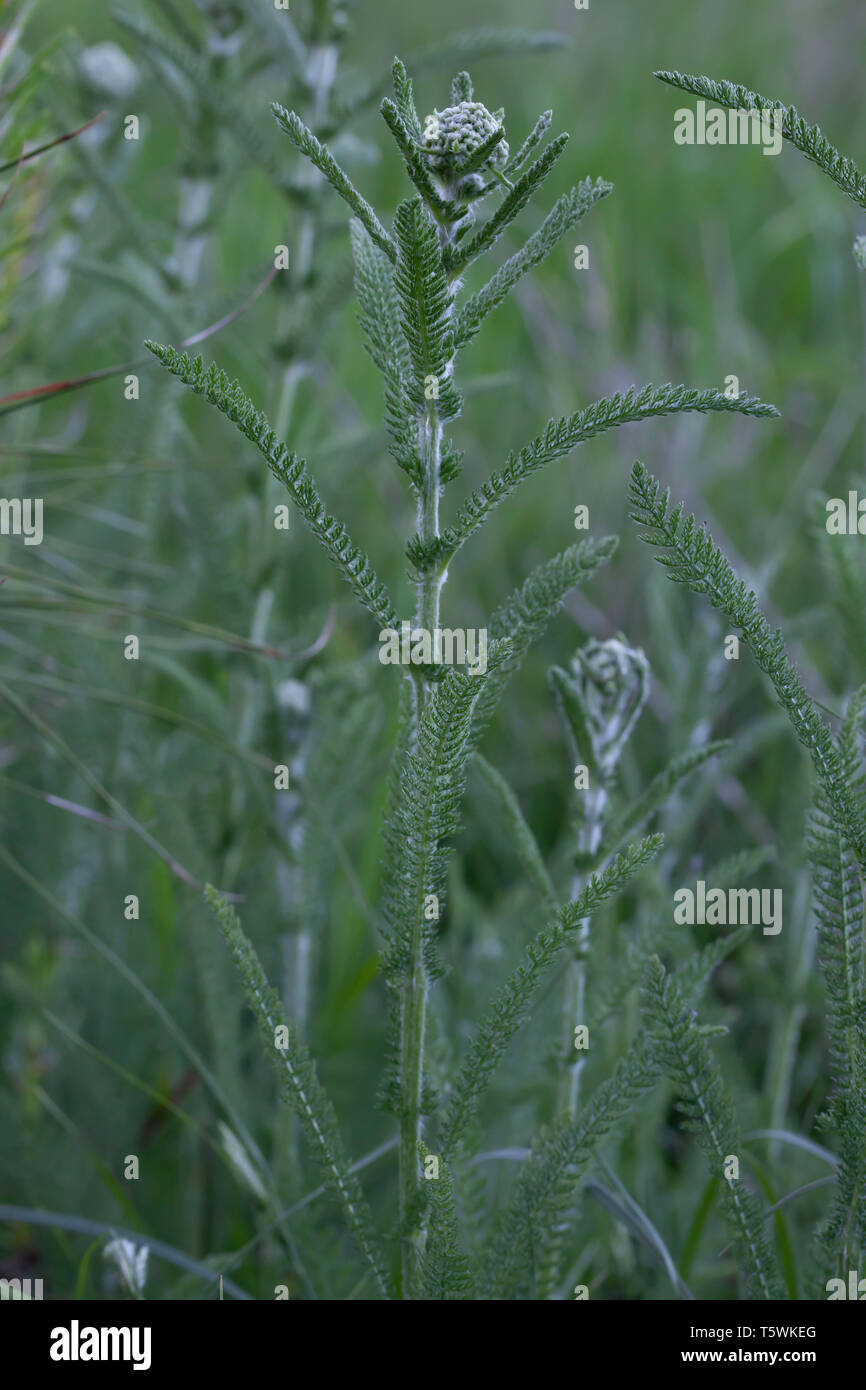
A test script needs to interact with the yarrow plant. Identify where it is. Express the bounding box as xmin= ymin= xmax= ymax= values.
xmin=147 ymin=59 xmax=781 ymax=1298
xmin=620 ymin=64 xmax=866 ymax=1291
